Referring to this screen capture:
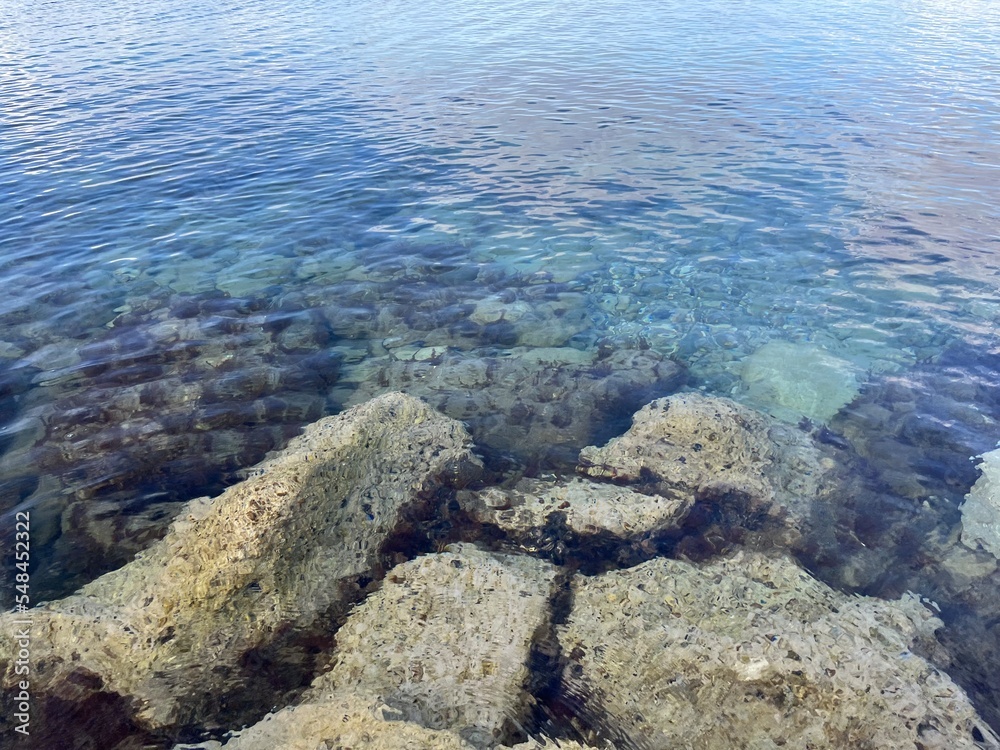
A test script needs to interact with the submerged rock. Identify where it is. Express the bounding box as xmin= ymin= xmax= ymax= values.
xmin=175 ymin=694 xmax=481 ymax=750
xmin=458 ymin=477 xmax=691 ymax=561
xmin=558 ymin=551 xmax=999 ymax=750
xmin=578 ymin=392 xmax=829 ymax=544
xmin=347 ymin=348 xmax=685 ymax=470
xmin=306 ymin=545 xmax=560 ymax=748
xmin=740 ymin=340 xmax=863 ymax=424
xmin=174 ymin=696 xmax=603 ymax=750
xmin=0 ymin=393 xmax=482 ymax=734
xmin=0 ymin=291 xmax=343 ymax=600
xmin=961 ymin=447 xmax=1000 ymax=558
